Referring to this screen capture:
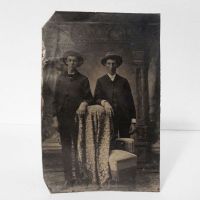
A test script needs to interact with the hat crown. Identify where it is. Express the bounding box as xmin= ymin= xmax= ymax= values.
xmin=104 ymin=52 xmax=121 ymax=57
xmin=63 ymin=50 xmax=82 ymax=59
